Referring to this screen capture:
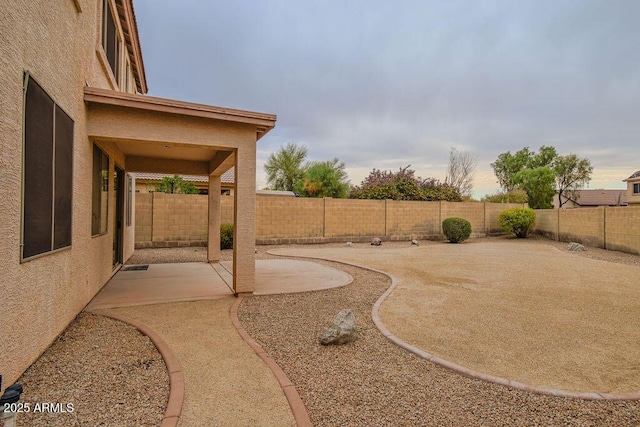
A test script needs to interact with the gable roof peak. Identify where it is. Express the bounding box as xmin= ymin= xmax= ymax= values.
xmin=626 ymin=170 xmax=640 ymax=180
